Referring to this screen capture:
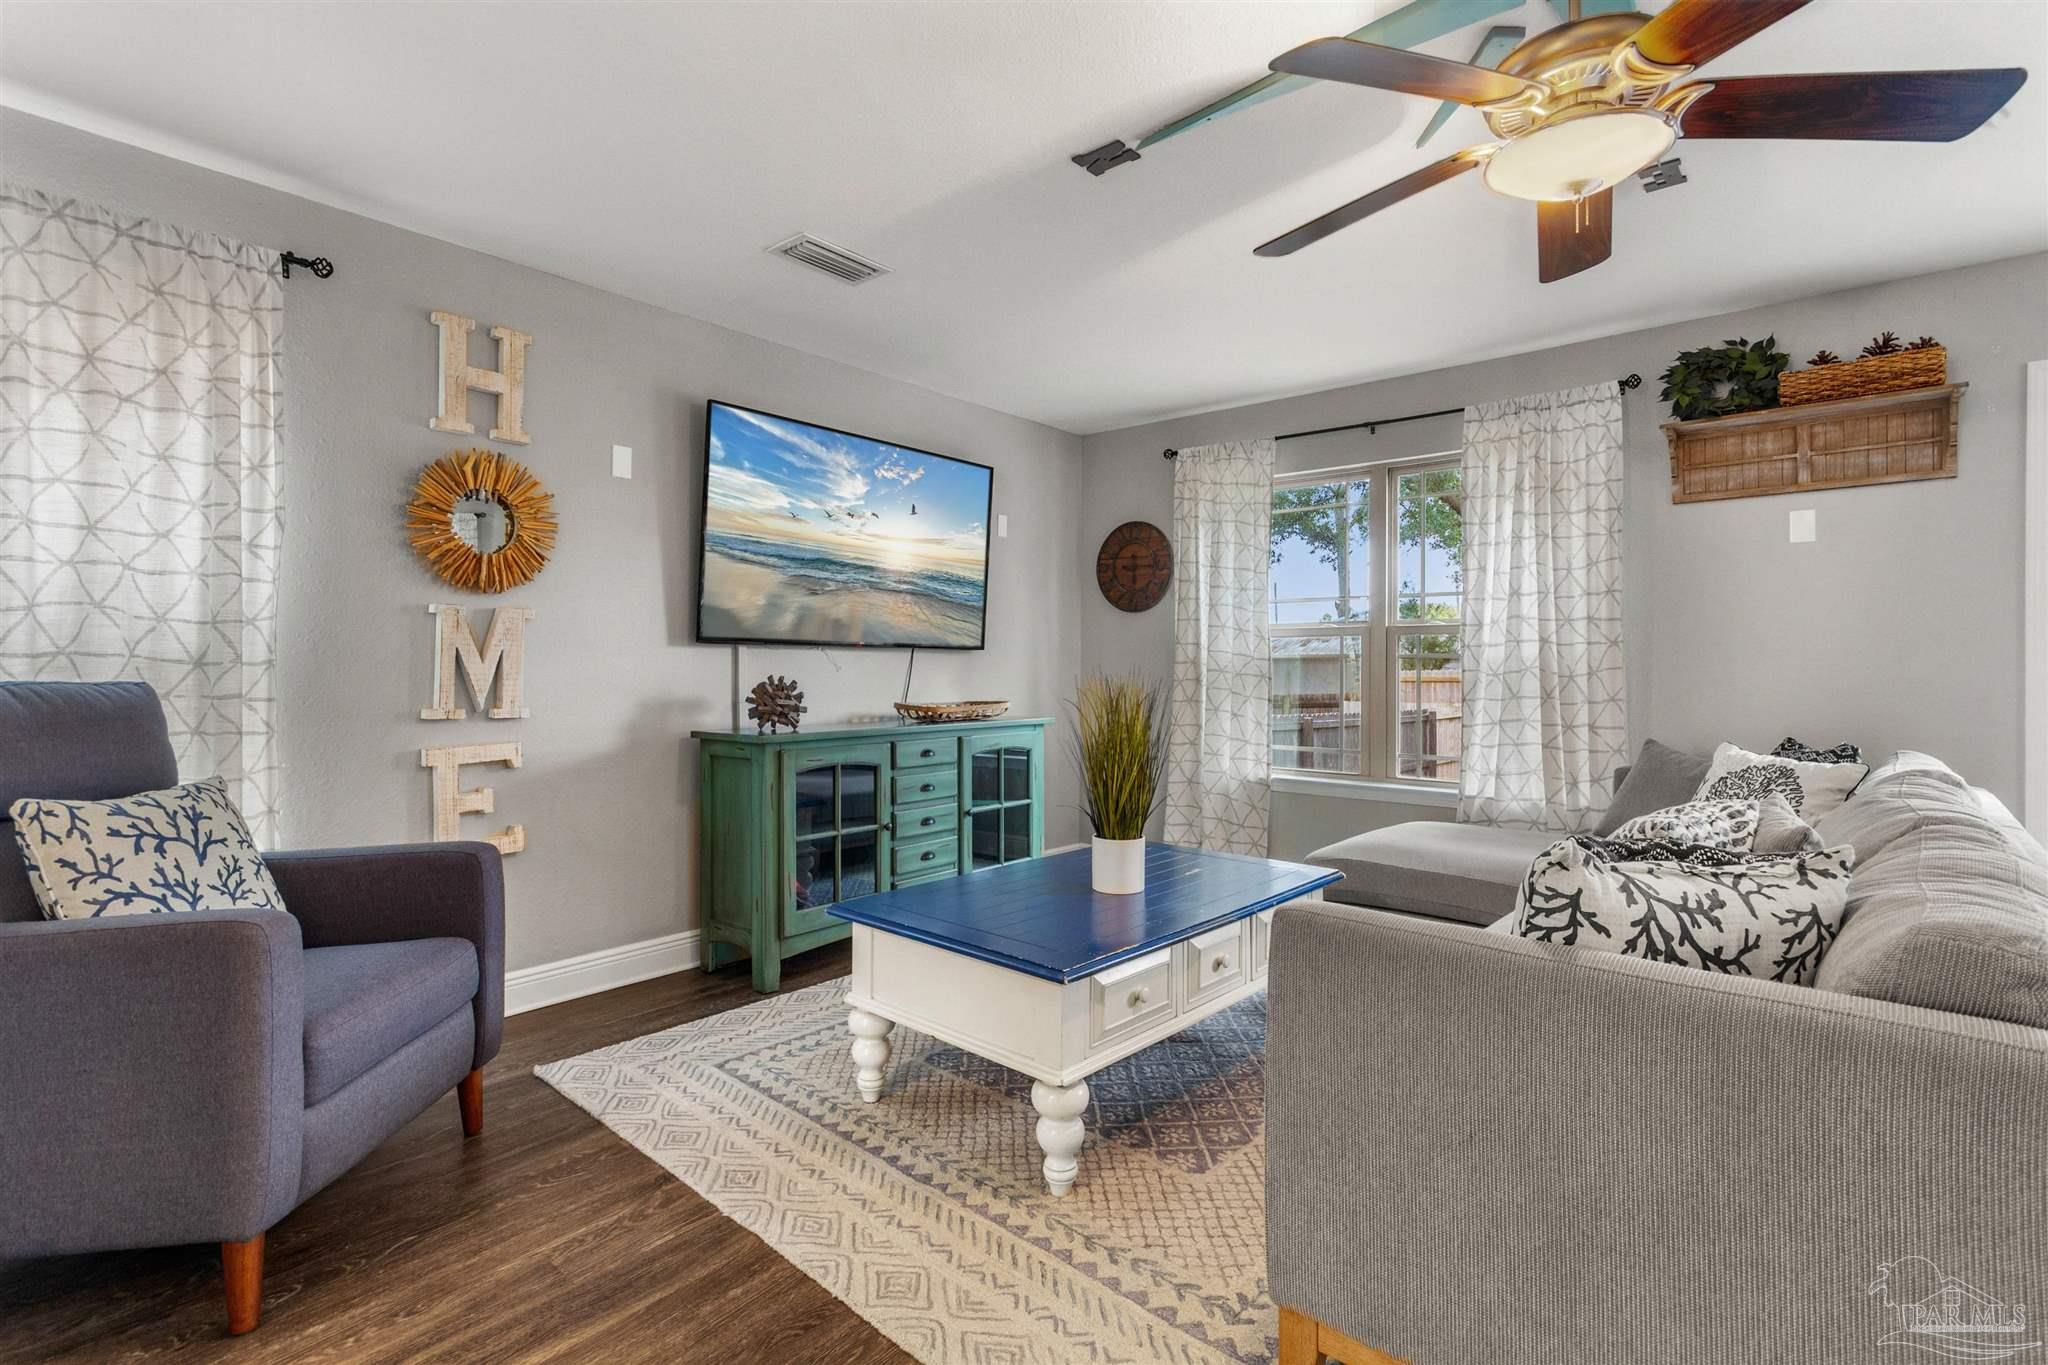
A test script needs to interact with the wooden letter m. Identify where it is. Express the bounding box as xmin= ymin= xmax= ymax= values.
xmin=422 ymin=604 xmax=534 ymax=720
